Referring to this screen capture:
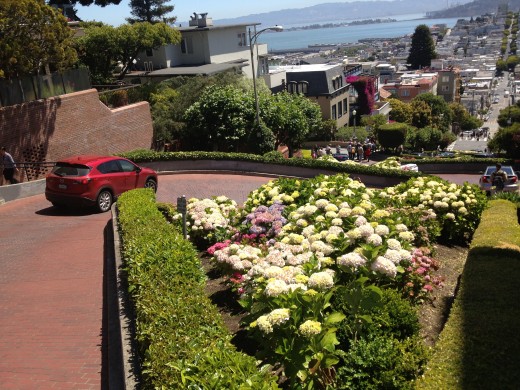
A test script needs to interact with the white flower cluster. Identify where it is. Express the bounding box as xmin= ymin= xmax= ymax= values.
xmin=256 ymin=308 xmax=291 ymax=334
xmin=187 ymin=197 xmax=237 ymax=232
